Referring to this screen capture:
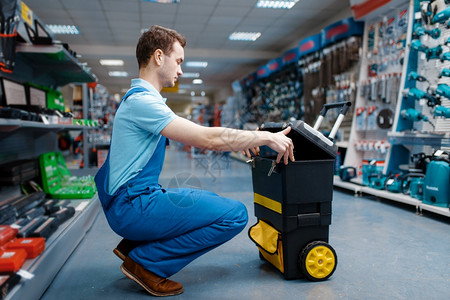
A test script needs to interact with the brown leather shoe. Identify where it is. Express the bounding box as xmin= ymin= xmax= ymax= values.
xmin=113 ymin=239 xmax=141 ymax=261
xmin=121 ymin=256 xmax=184 ymax=297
